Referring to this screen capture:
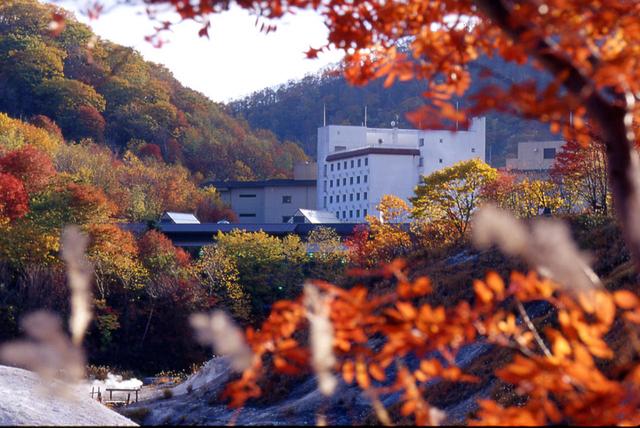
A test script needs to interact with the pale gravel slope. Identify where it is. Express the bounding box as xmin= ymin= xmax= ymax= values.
xmin=0 ymin=365 xmax=136 ymax=426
